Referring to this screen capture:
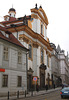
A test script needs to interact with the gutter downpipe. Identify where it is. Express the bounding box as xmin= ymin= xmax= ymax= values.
xmin=26 ymin=52 xmax=28 ymax=93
